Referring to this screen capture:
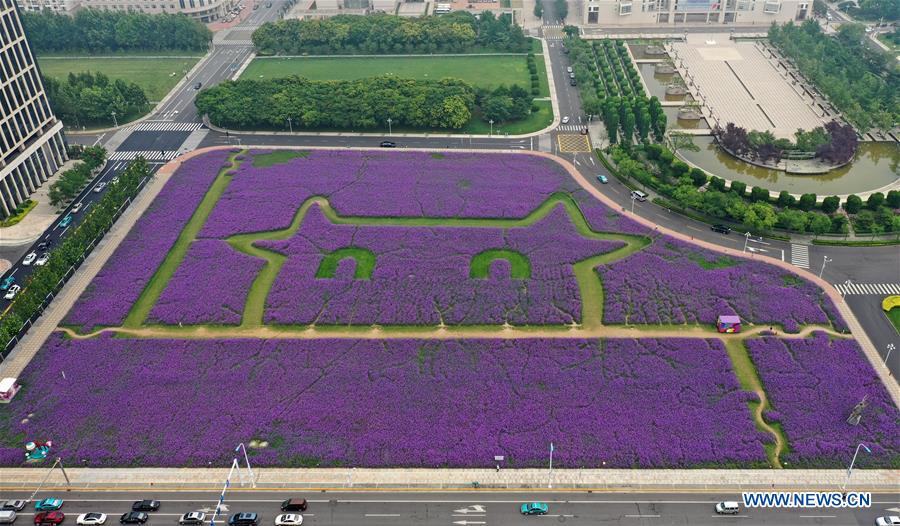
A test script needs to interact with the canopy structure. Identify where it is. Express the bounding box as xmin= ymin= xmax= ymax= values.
xmin=716 ymin=315 xmax=741 ymax=333
xmin=0 ymin=377 xmax=19 ymax=403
